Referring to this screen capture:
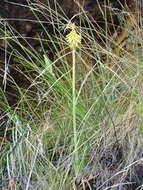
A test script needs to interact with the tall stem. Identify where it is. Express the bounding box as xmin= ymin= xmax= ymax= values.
xmin=72 ymin=49 xmax=79 ymax=175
